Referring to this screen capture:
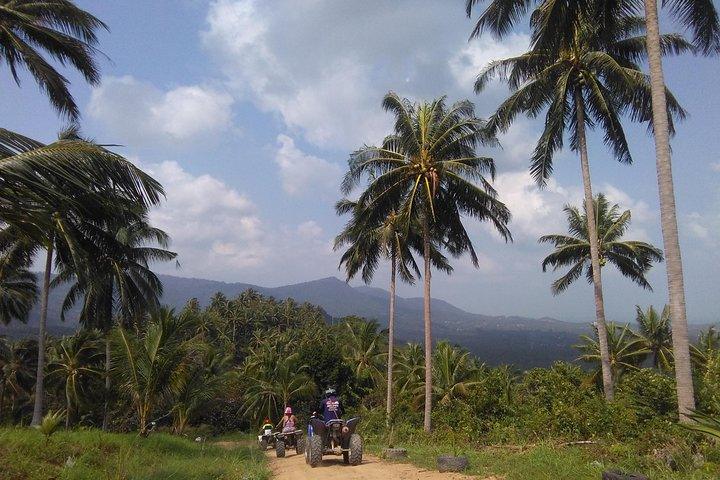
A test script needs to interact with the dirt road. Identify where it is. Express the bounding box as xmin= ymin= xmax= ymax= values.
xmin=265 ymin=449 xmax=487 ymax=480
